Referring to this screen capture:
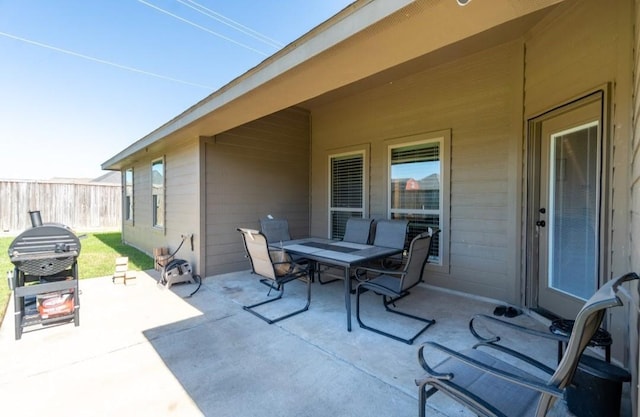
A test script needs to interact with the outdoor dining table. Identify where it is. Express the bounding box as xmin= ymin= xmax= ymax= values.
xmin=279 ymin=237 xmax=403 ymax=331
